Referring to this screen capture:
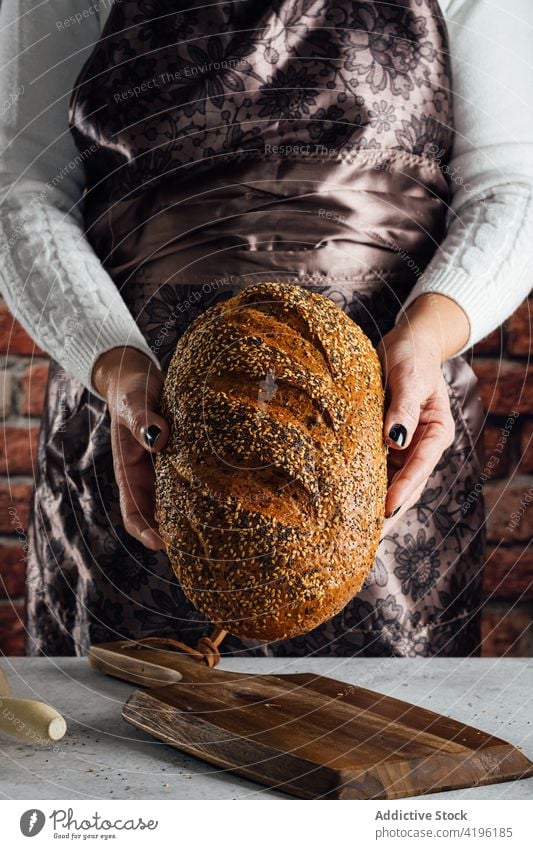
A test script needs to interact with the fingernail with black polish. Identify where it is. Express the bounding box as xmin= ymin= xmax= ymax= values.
xmin=385 ymin=506 xmax=401 ymax=519
xmin=143 ymin=424 xmax=161 ymax=448
xmin=388 ymin=423 xmax=407 ymax=448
